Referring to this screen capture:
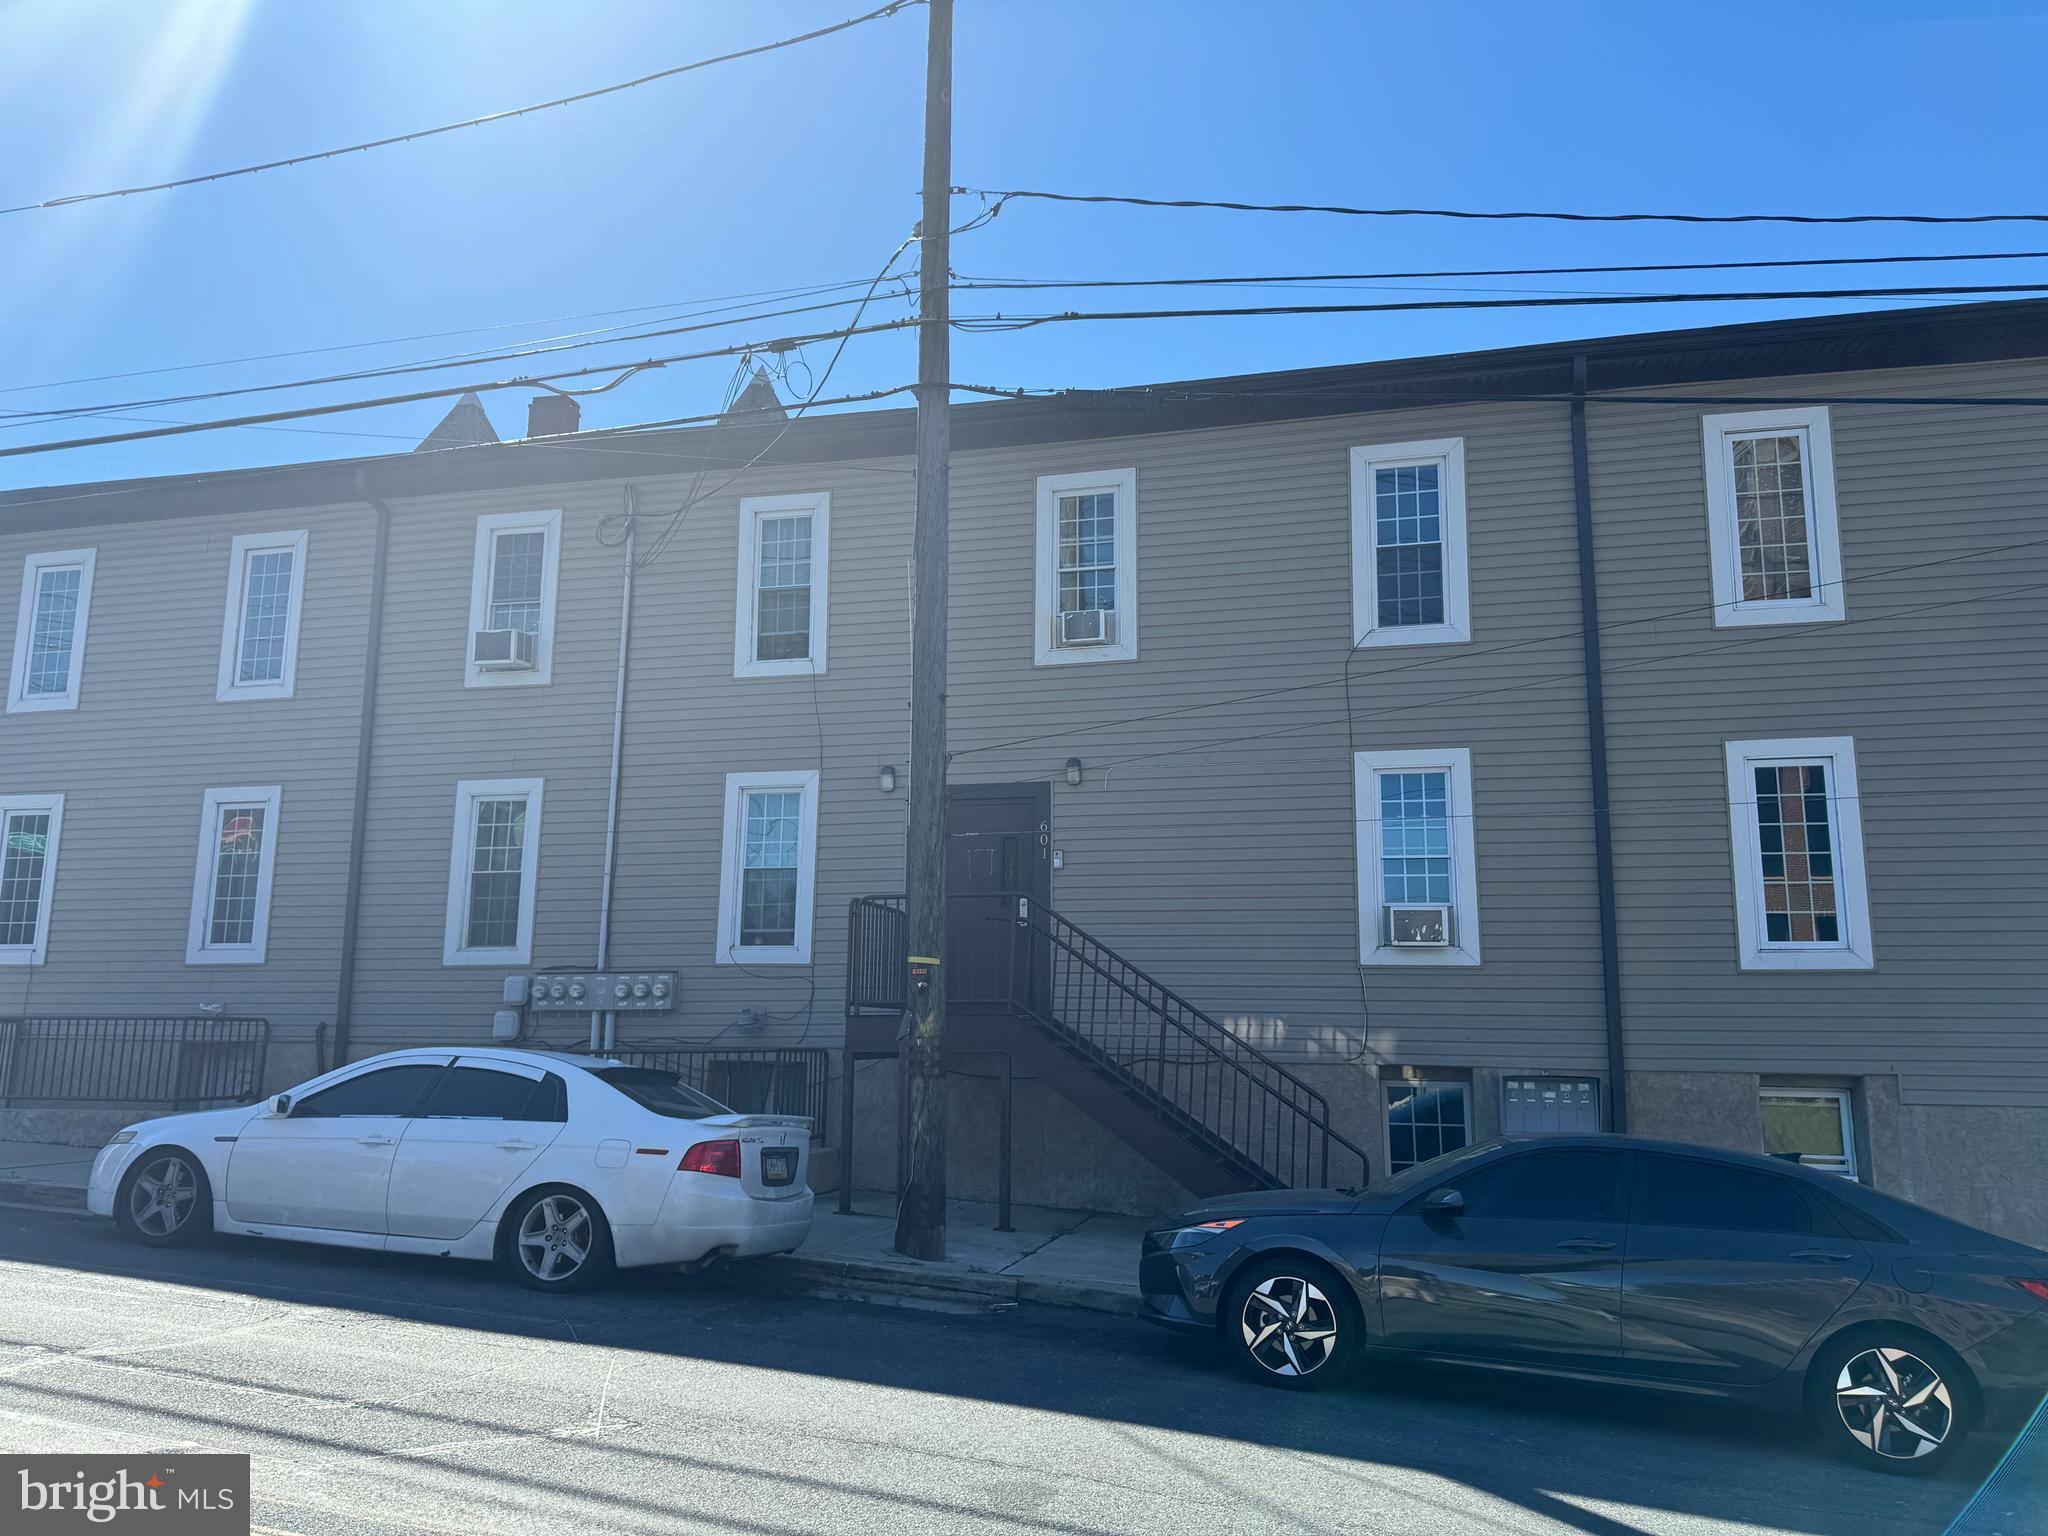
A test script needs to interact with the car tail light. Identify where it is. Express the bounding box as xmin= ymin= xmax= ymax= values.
xmin=679 ymin=1139 xmax=741 ymax=1178
xmin=2011 ymin=1278 xmax=2048 ymax=1306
